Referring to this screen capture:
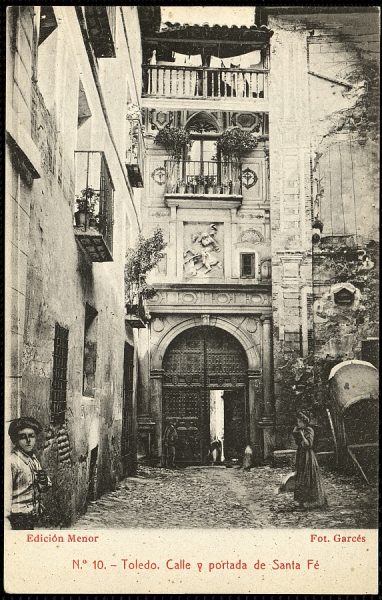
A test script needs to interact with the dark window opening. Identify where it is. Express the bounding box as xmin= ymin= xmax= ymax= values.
xmin=83 ymin=304 xmax=98 ymax=397
xmin=87 ymin=445 xmax=98 ymax=502
xmin=334 ymin=288 xmax=354 ymax=306
xmin=51 ymin=323 xmax=69 ymax=425
xmin=122 ymin=343 xmax=136 ymax=476
xmin=77 ymin=80 xmax=92 ymax=129
xmin=39 ymin=6 xmax=58 ymax=45
xmin=240 ymin=253 xmax=257 ymax=278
